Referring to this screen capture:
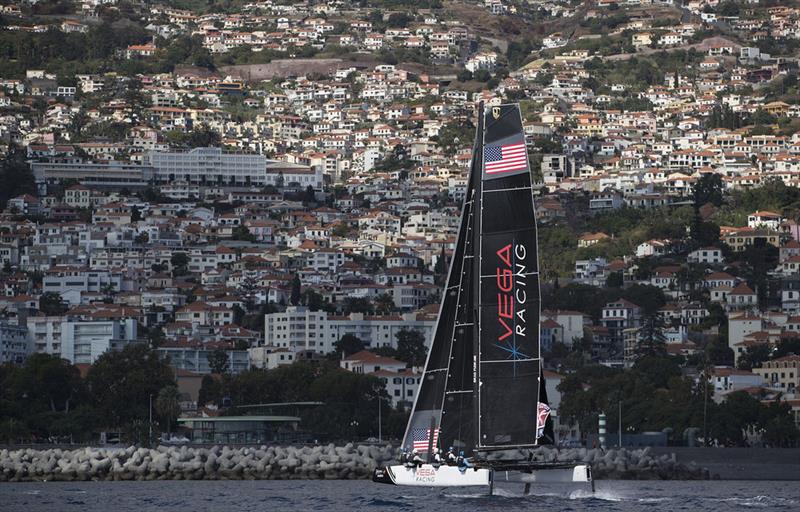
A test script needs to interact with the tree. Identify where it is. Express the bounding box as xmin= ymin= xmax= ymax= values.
xmin=131 ymin=206 xmax=142 ymax=222
xmin=395 ymin=329 xmax=427 ymax=367
xmin=39 ymin=292 xmax=68 ymax=315
xmin=737 ymin=343 xmax=772 ymax=370
xmin=335 ymin=334 xmax=365 ymax=357
xmin=198 ymin=375 xmax=220 ymax=407
xmin=690 ymin=212 xmax=720 ymax=248
xmin=374 ymin=293 xmax=395 ymax=315
xmin=637 ymin=313 xmax=667 ymax=357
xmin=155 ymin=385 xmax=181 ymax=433
xmin=170 ymin=252 xmax=189 ymax=276
xmin=606 ymin=271 xmax=623 ymax=288
xmin=185 ymin=124 xmax=221 ymax=148
xmin=232 ymin=225 xmax=256 ymax=242
xmin=342 ymin=296 xmax=373 ymax=314
xmin=290 ymin=274 xmax=301 ymax=306
xmin=456 ymin=69 xmax=473 ymax=82
xmin=207 ymin=348 xmax=230 ymax=375
xmin=692 ymin=173 xmax=724 ymax=207
xmin=100 ymin=282 xmax=116 ymax=303
xmin=0 ymin=145 xmax=36 ymax=209
xmin=86 ymin=345 xmax=175 ymax=432
xmin=433 ymin=245 xmax=447 ymax=281
xmin=304 ymin=185 xmax=316 ymax=204
xmin=436 ymin=120 xmax=474 ymax=156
